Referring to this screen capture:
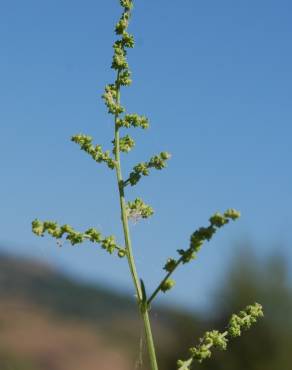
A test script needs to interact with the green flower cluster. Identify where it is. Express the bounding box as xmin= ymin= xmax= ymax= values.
xmin=118 ymin=69 xmax=132 ymax=86
xmin=163 ymin=258 xmax=177 ymax=273
xmin=160 ymin=278 xmax=176 ymax=293
xmin=117 ymin=114 xmax=149 ymax=129
xmin=120 ymin=0 xmax=133 ymax=12
xmin=177 ymin=303 xmax=263 ymax=370
xmin=71 ymin=134 xmax=116 ymax=169
xmin=188 ymin=331 xmax=228 ymax=363
xmin=112 ymin=41 xmax=128 ymax=70
xmin=102 ymin=84 xmax=125 ymax=115
xmin=112 ymin=135 xmax=135 ymax=153
xmin=104 ymin=0 xmax=150 ymax=159
xmin=32 ymin=219 xmax=126 ymax=256
xmin=156 ymin=210 xmax=241 ymax=299
xmin=125 ymin=152 xmax=171 ymax=186
xmin=126 ymin=198 xmax=154 ymax=221
xmin=228 ymin=302 xmax=264 ymax=337
xmin=177 ymin=209 xmax=241 ymax=264
xmin=112 ymin=1 xmax=134 ymax=79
